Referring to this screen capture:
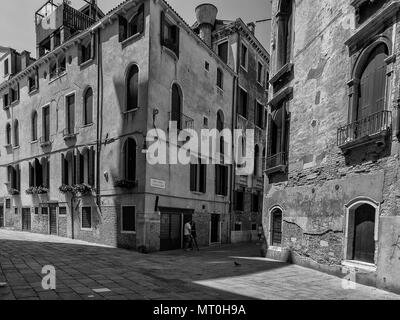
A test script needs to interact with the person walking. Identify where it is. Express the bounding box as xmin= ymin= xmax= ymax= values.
xmin=191 ymin=221 xmax=200 ymax=251
xmin=184 ymin=220 xmax=192 ymax=251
